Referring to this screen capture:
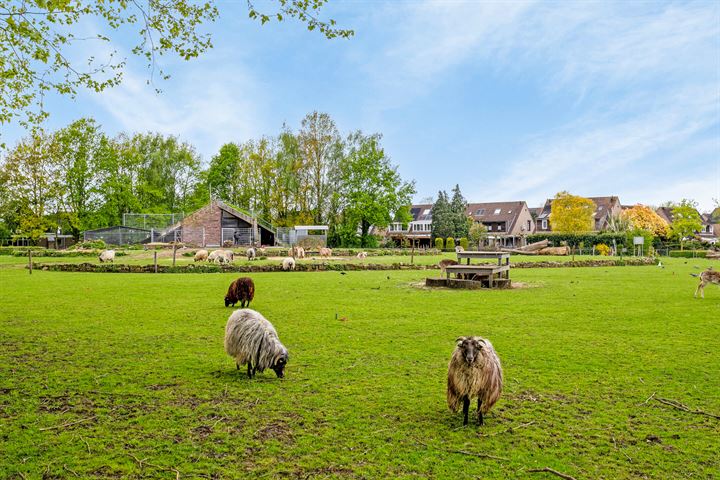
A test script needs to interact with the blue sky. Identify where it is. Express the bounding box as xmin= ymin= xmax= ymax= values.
xmin=4 ymin=0 xmax=720 ymax=211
